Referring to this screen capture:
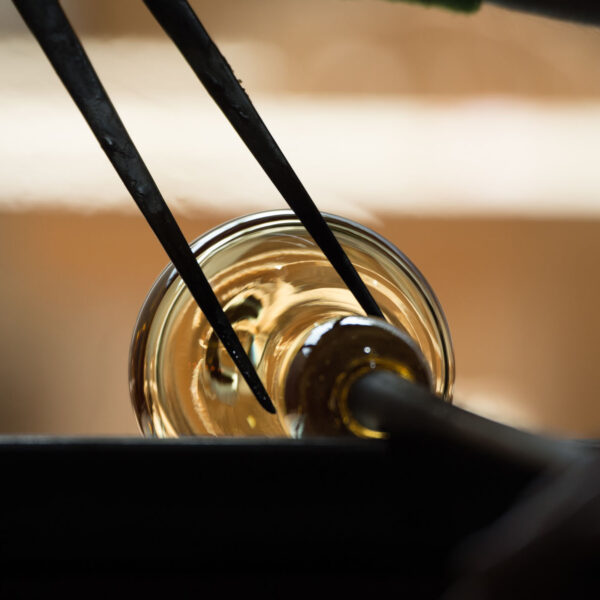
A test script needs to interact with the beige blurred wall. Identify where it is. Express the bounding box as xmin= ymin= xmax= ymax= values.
xmin=2 ymin=0 xmax=600 ymax=96
xmin=1 ymin=1 xmax=600 ymax=437
xmin=2 ymin=213 xmax=600 ymax=437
